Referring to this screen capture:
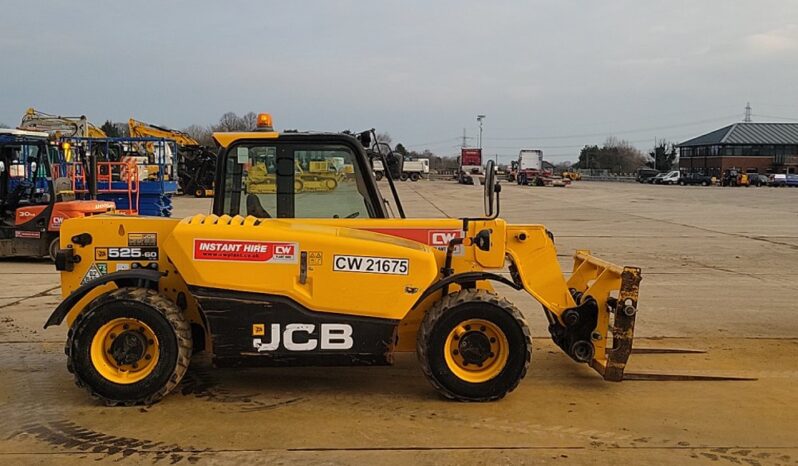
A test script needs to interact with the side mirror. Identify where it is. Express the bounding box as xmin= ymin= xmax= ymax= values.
xmin=30 ymin=161 xmax=37 ymax=174
xmin=0 ymin=161 xmax=5 ymax=174
xmin=484 ymin=160 xmax=498 ymax=217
